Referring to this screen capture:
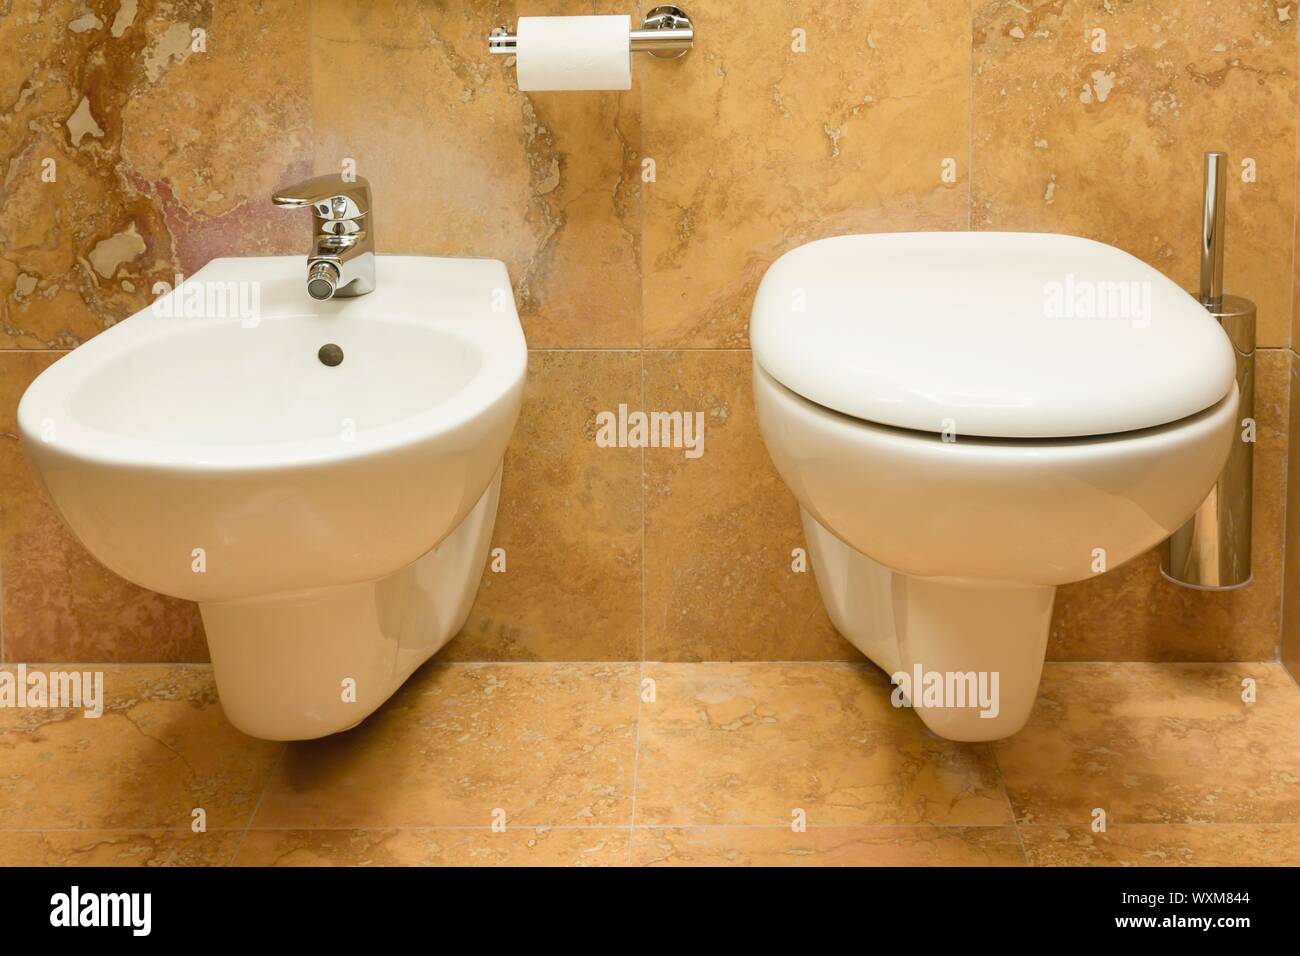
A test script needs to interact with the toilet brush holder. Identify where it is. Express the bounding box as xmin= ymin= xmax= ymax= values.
xmin=1162 ymin=151 xmax=1255 ymax=589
